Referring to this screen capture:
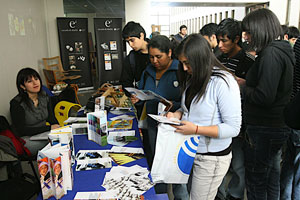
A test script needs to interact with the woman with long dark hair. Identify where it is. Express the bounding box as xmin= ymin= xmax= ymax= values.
xmin=131 ymin=35 xmax=187 ymax=198
xmin=167 ymin=34 xmax=241 ymax=199
xmin=240 ymin=9 xmax=294 ymax=200
xmin=10 ymin=67 xmax=60 ymax=155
